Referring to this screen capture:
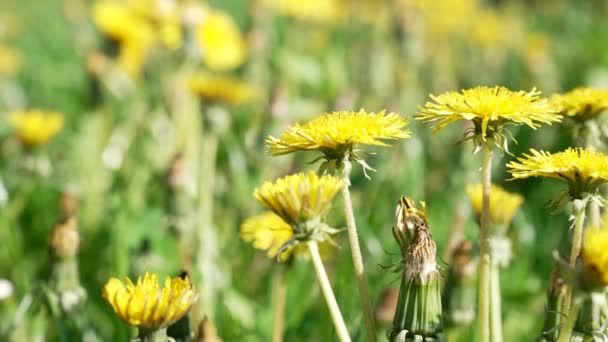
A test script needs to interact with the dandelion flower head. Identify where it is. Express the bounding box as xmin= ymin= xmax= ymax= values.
xmin=196 ymin=9 xmax=246 ymax=71
xmin=8 ymin=109 xmax=64 ymax=146
xmin=260 ymin=0 xmax=346 ymax=23
xmin=187 ymin=73 xmax=258 ymax=105
xmin=551 ymin=87 xmax=608 ymax=119
xmin=102 ymin=273 xmax=198 ymax=329
xmin=416 ymin=86 xmax=561 ymax=144
xmin=507 ymin=147 xmax=608 ymax=198
xmin=582 ymin=228 xmax=608 ymax=289
xmin=466 ymin=183 xmax=523 ymax=227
